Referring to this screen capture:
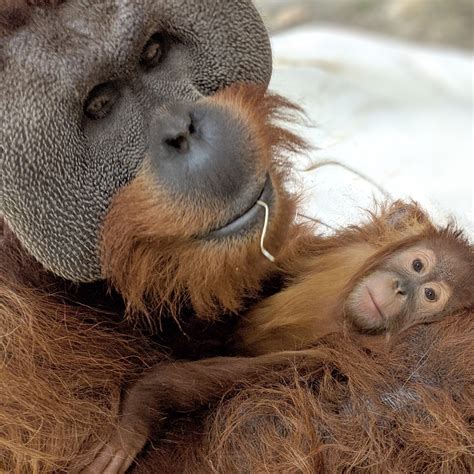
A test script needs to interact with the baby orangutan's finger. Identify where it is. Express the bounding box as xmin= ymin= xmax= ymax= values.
xmin=82 ymin=428 xmax=147 ymax=474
